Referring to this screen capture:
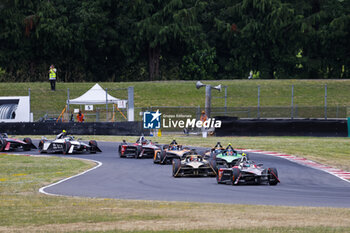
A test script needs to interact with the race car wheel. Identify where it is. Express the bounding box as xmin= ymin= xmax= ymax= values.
xmin=159 ymin=150 xmax=167 ymax=164
xmin=89 ymin=140 xmax=98 ymax=154
xmin=63 ymin=141 xmax=71 ymax=155
xmin=216 ymin=168 xmax=225 ymax=184
xmin=23 ymin=137 xmax=32 ymax=151
xmin=172 ymin=159 xmax=181 ymax=177
xmin=38 ymin=139 xmax=47 ymax=153
xmin=209 ymin=158 xmax=217 ymax=176
xmin=232 ymin=167 xmax=241 ymax=185
xmin=0 ymin=139 xmax=6 ymax=152
xmin=118 ymin=145 xmax=124 ymax=157
xmin=153 ymin=151 xmax=161 ymax=164
xmin=135 ymin=145 xmax=141 ymax=159
xmin=268 ymin=167 xmax=279 ymax=185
